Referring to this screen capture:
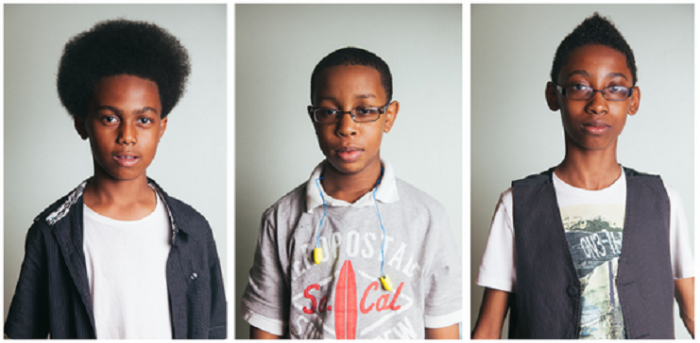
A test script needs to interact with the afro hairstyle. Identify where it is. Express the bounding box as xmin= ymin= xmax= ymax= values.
xmin=310 ymin=47 xmax=393 ymax=104
xmin=57 ymin=19 xmax=190 ymax=119
xmin=550 ymin=12 xmax=637 ymax=86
